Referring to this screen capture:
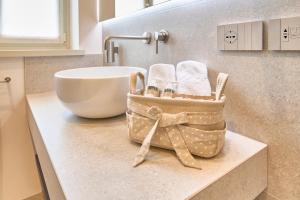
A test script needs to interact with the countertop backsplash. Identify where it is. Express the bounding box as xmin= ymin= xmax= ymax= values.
xmin=25 ymin=54 xmax=103 ymax=94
